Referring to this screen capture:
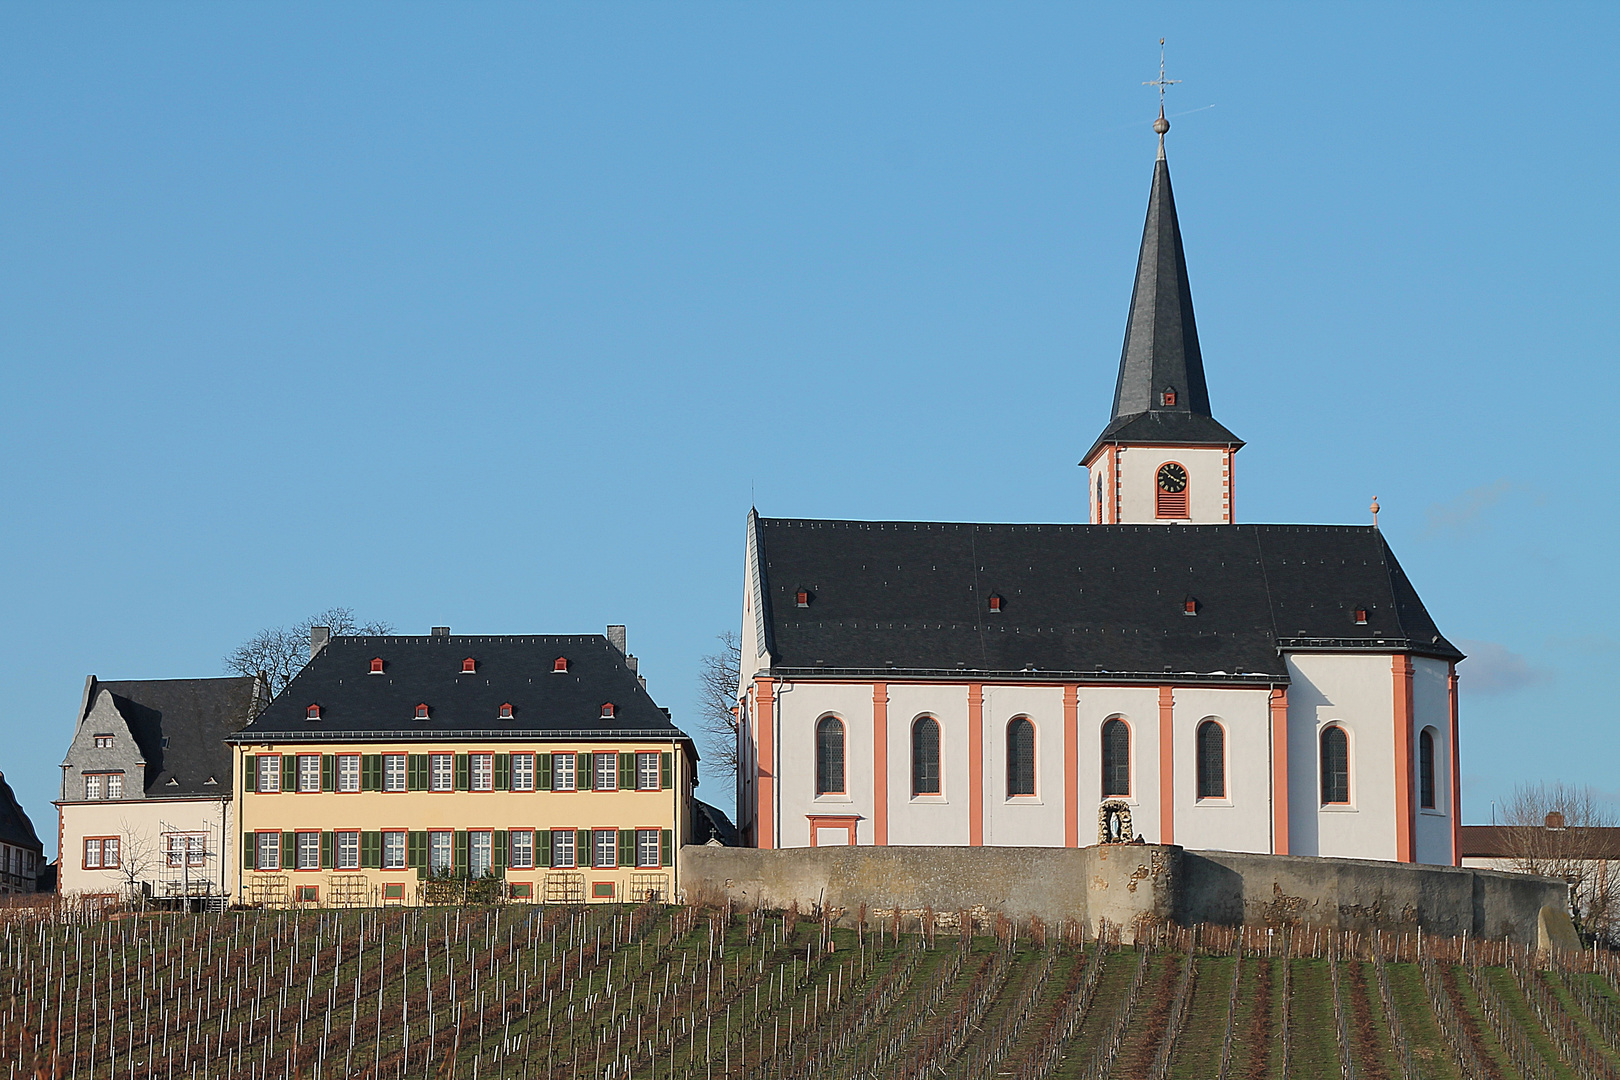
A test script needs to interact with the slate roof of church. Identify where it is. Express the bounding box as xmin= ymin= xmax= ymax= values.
xmin=752 ymin=516 xmax=1462 ymax=685
xmin=0 ymin=773 xmax=43 ymax=853
xmin=1083 ymin=145 xmax=1242 ymax=464
xmin=95 ymin=677 xmax=260 ymax=796
xmin=232 ymin=634 xmax=695 ymax=745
